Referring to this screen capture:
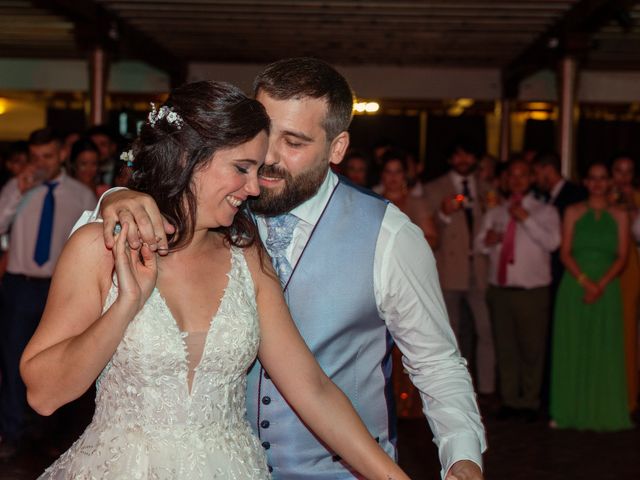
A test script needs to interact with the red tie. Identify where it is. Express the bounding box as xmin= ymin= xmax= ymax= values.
xmin=497 ymin=194 xmax=523 ymax=286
